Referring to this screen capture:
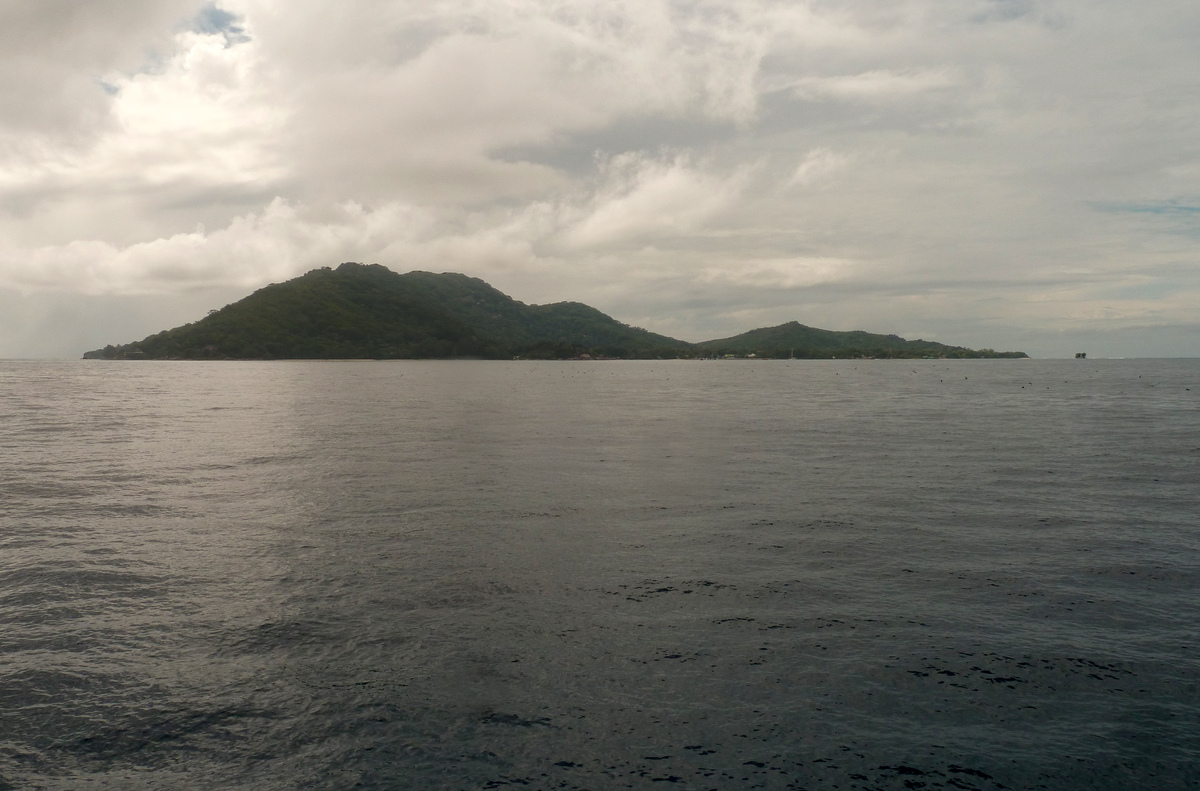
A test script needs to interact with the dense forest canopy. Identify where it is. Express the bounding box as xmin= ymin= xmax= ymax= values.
xmin=84 ymin=263 xmax=1027 ymax=360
